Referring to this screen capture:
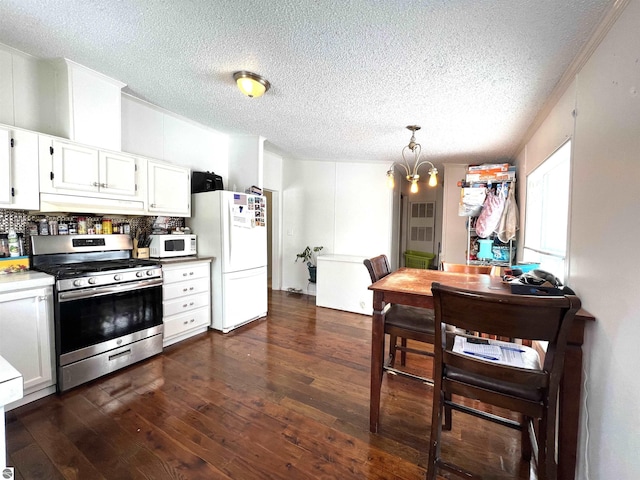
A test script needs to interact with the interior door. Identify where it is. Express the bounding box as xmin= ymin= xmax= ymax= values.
xmin=407 ymin=201 xmax=436 ymax=254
